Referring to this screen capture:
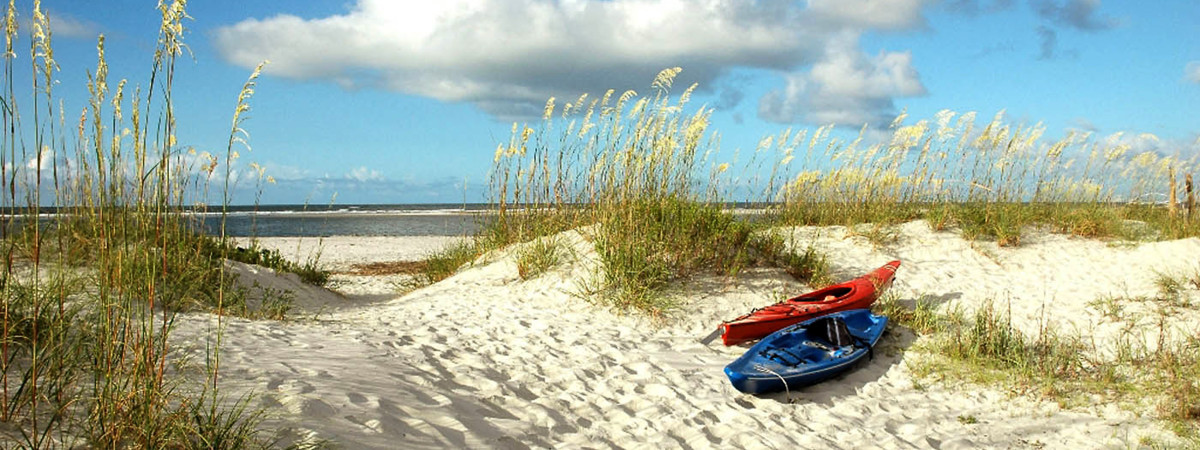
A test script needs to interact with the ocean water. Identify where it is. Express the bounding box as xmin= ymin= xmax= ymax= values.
xmin=7 ymin=203 xmax=767 ymax=238
xmin=199 ymin=204 xmax=486 ymax=237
